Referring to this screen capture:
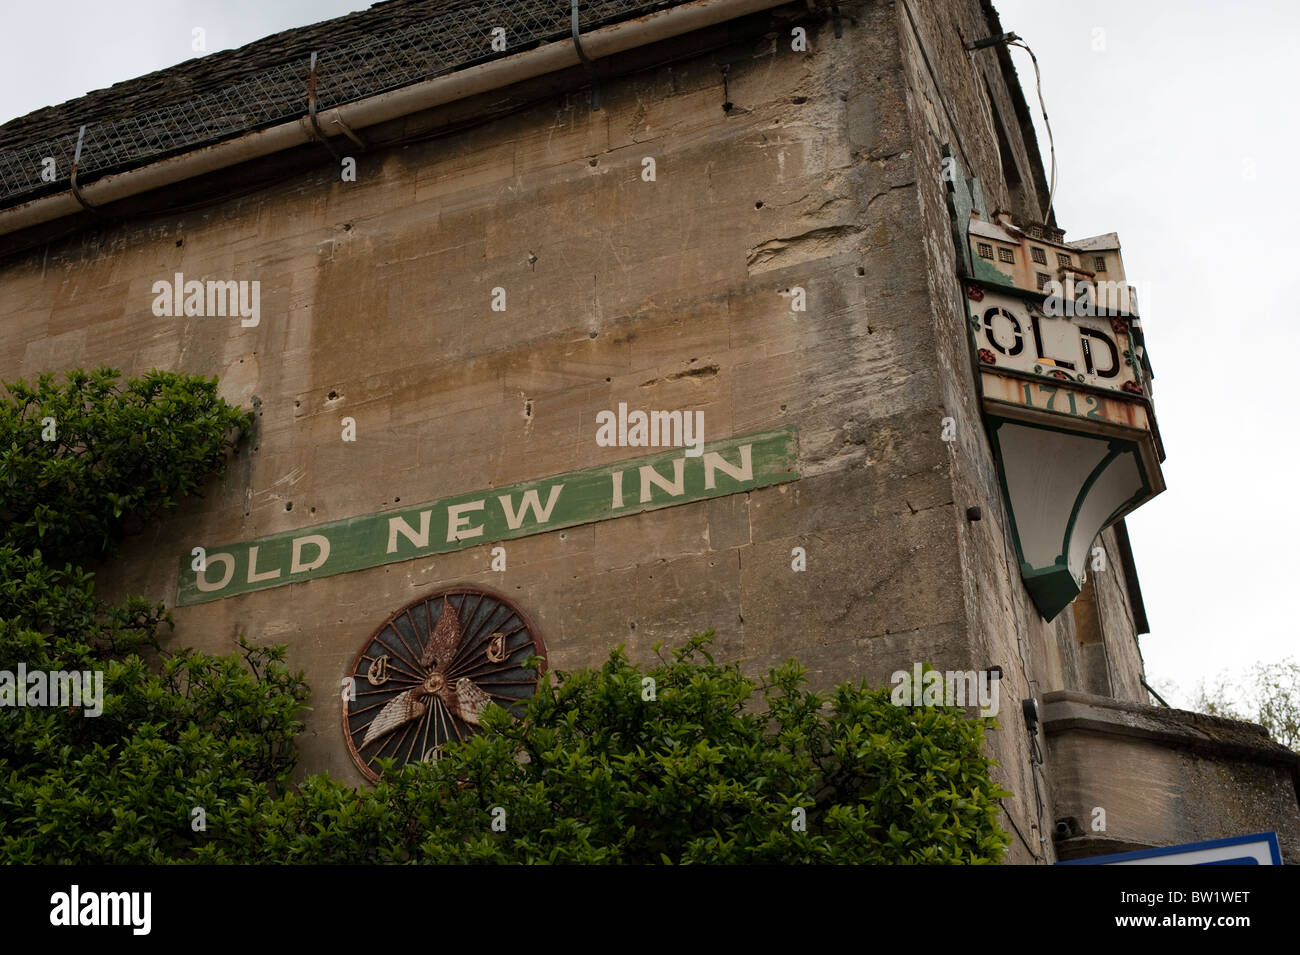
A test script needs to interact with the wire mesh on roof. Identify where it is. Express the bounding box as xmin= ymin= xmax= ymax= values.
xmin=0 ymin=0 xmax=684 ymax=207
